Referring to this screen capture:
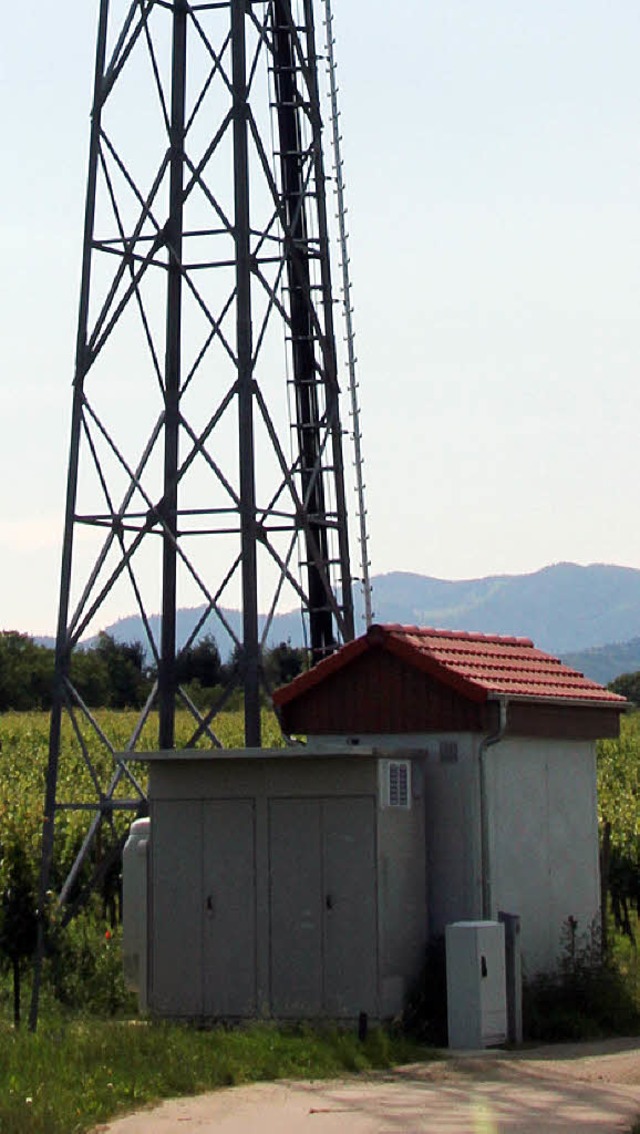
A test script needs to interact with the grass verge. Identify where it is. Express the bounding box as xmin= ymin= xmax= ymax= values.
xmin=0 ymin=1017 xmax=431 ymax=1134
